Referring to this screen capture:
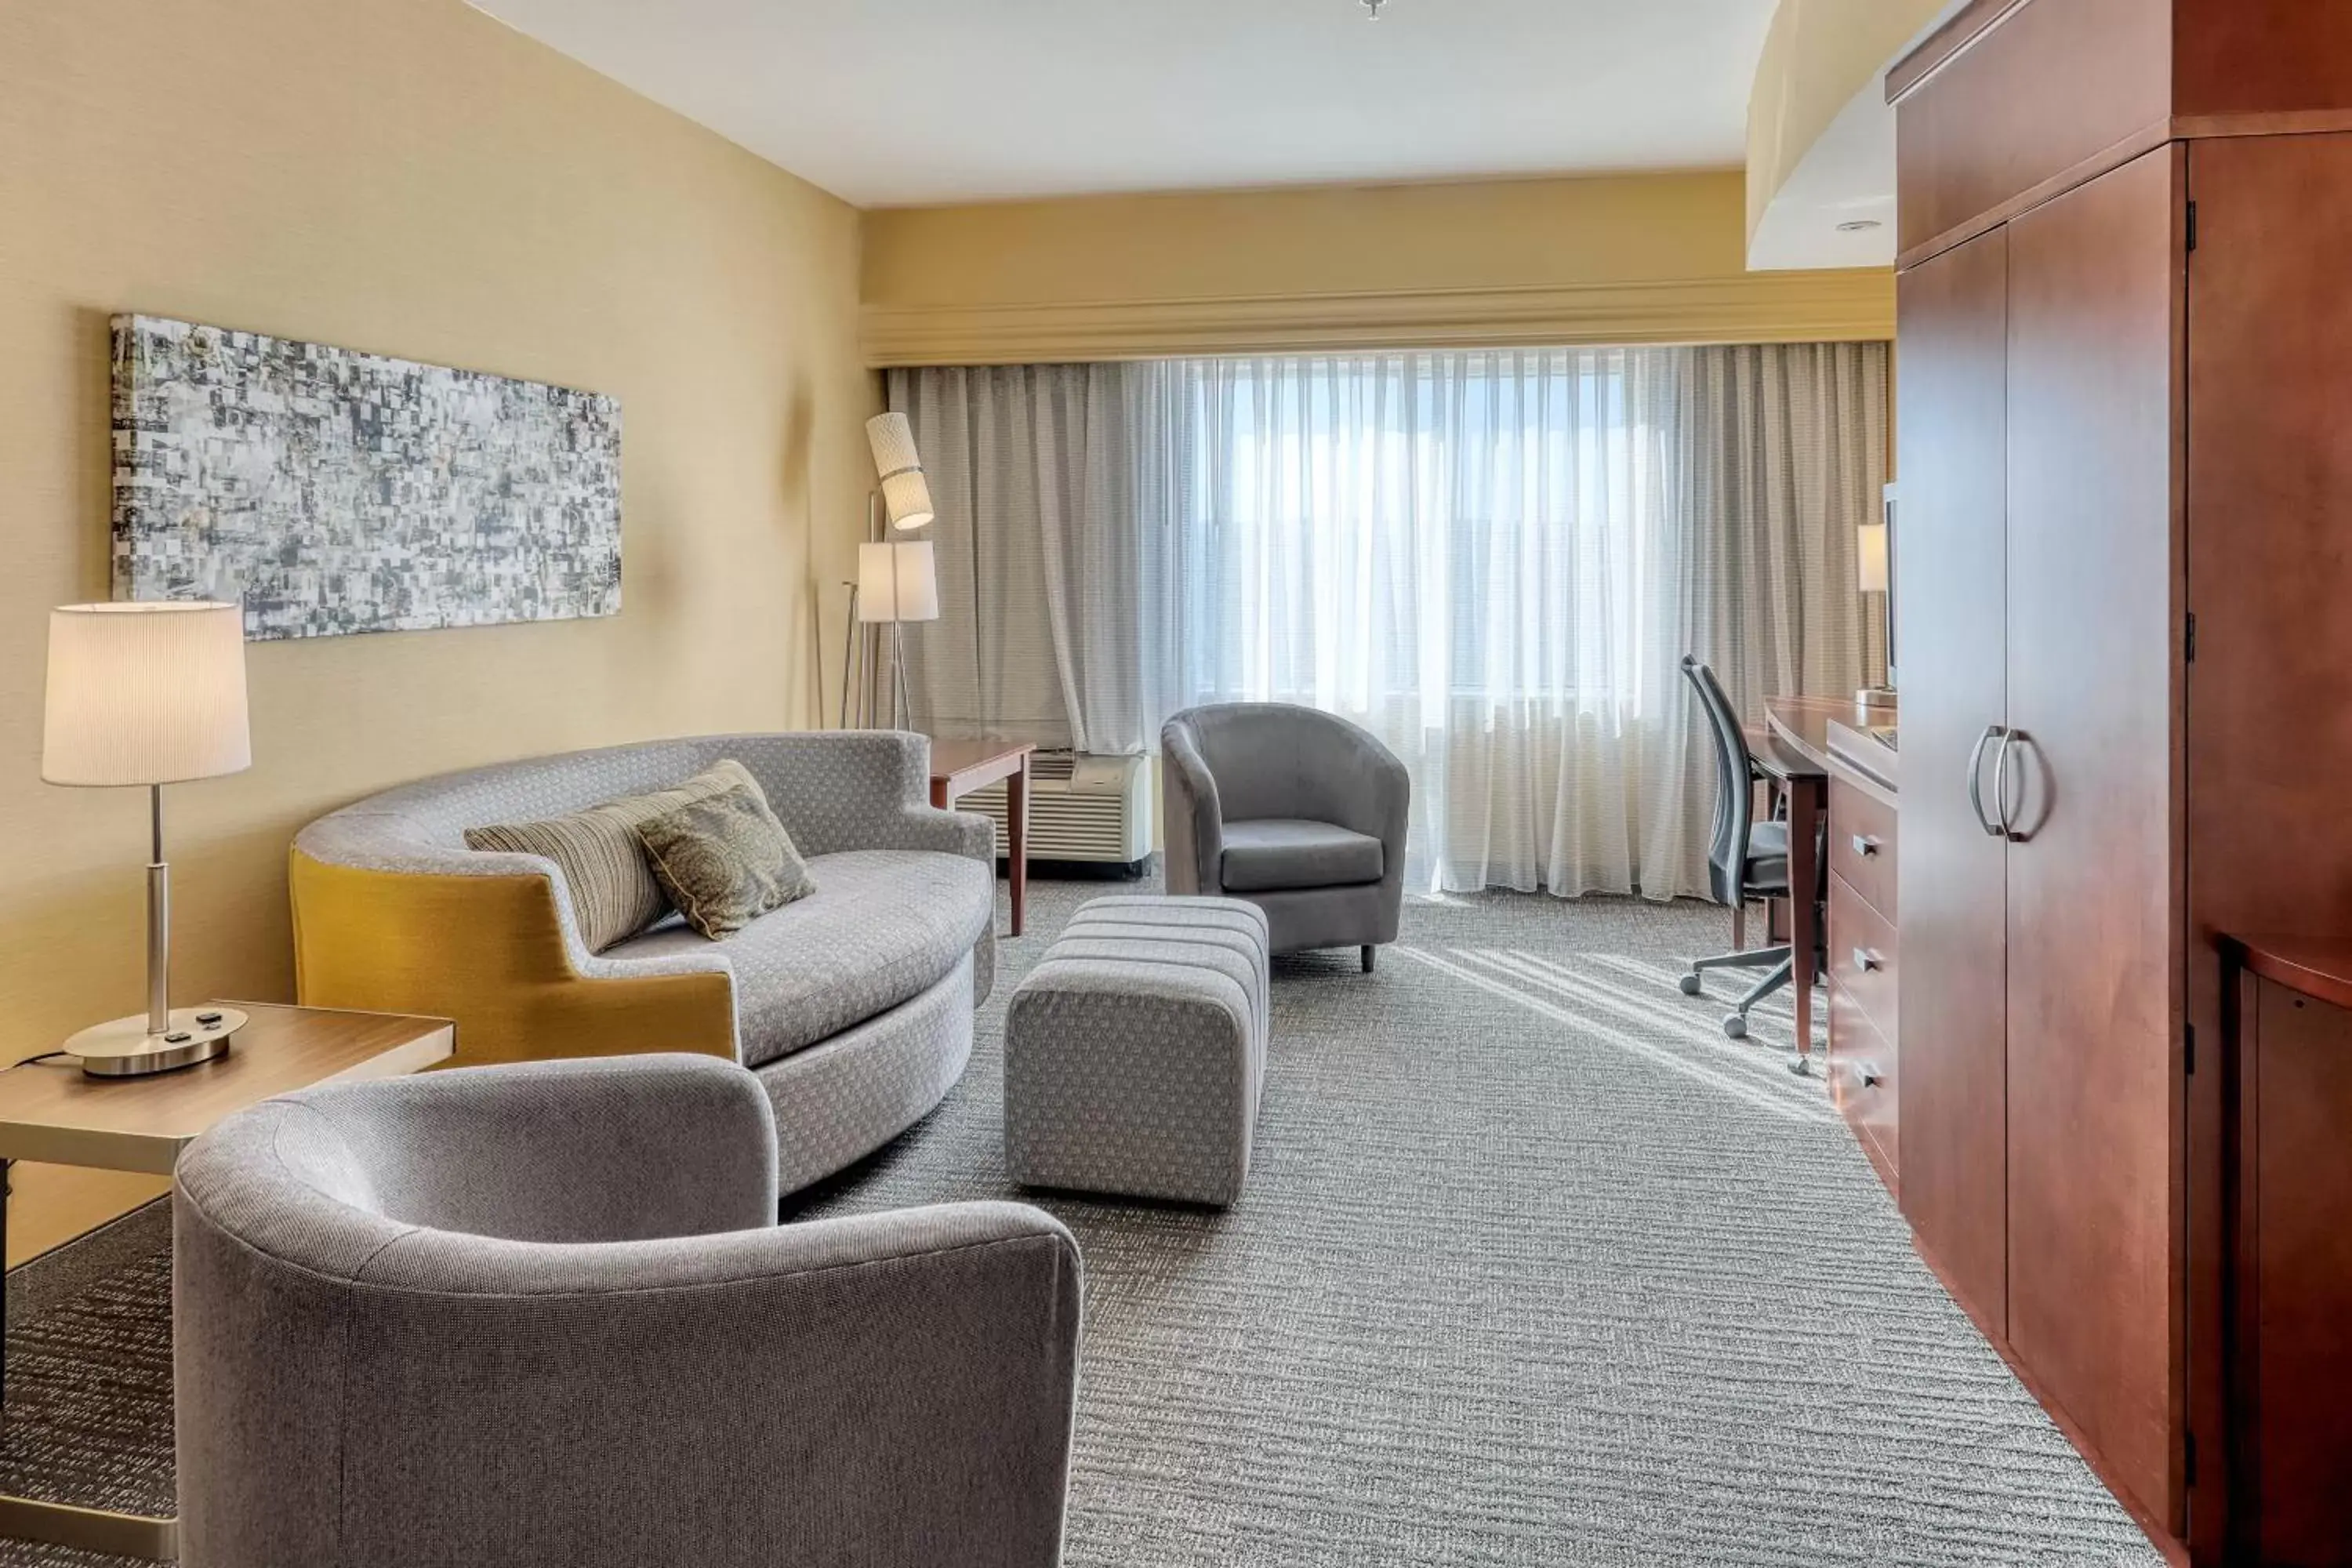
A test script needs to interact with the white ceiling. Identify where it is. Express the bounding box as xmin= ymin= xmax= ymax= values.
xmin=468 ymin=0 xmax=1783 ymax=208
